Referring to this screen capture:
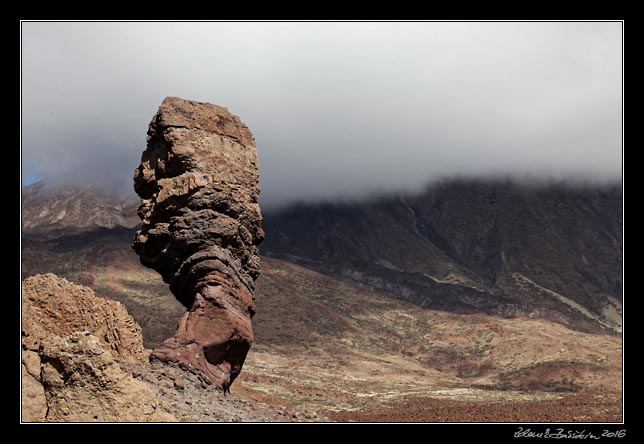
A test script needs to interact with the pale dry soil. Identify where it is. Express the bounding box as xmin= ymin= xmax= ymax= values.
xmin=121 ymin=360 xmax=296 ymax=422
xmin=234 ymin=258 xmax=622 ymax=422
